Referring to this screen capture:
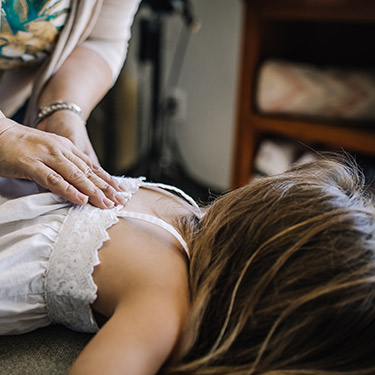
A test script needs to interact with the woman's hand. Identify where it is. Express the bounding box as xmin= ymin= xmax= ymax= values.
xmin=0 ymin=116 xmax=126 ymax=209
